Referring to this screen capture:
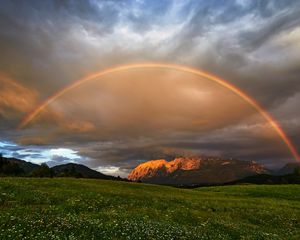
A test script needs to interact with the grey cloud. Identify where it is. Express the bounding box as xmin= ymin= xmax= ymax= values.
xmin=166 ymin=1 xmax=300 ymax=113
xmin=239 ymin=8 xmax=300 ymax=50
